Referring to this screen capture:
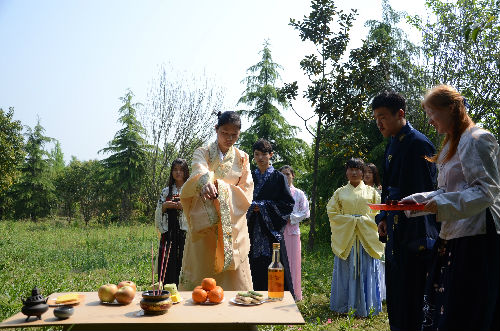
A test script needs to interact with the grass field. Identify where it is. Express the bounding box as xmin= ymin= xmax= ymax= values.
xmin=0 ymin=219 xmax=389 ymax=330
